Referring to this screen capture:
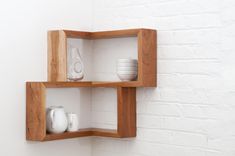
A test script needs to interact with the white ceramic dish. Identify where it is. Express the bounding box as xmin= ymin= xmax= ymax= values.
xmin=117 ymin=62 xmax=138 ymax=67
xmin=117 ymin=71 xmax=137 ymax=74
xmin=117 ymin=73 xmax=137 ymax=81
xmin=117 ymin=59 xmax=137 ymax=63
xmin=117 ymin=66 xmax=138 ymax=71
